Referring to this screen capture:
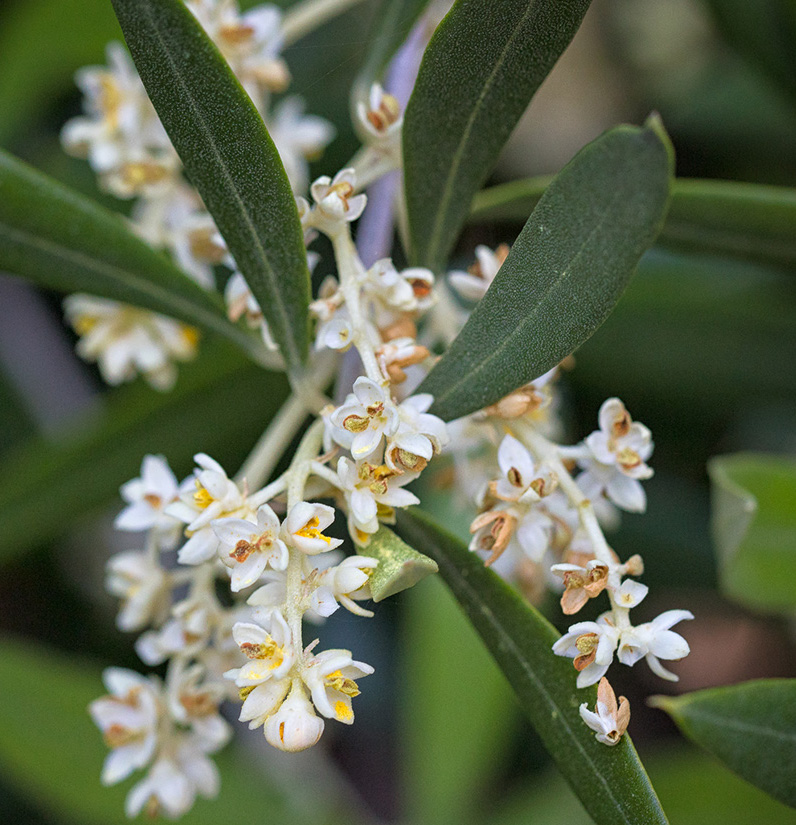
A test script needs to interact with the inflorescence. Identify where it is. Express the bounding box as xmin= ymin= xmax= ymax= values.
xmin=62 ymin=1 xmax=692 ymax=817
